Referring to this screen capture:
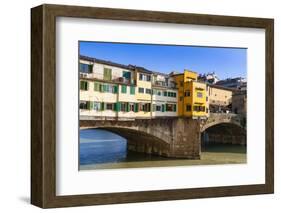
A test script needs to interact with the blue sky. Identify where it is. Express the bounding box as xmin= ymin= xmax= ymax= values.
xmin=79 ymin=41 xmax=247 ymax=80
